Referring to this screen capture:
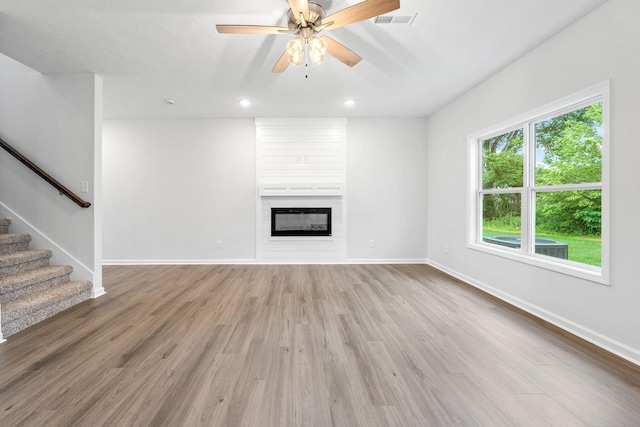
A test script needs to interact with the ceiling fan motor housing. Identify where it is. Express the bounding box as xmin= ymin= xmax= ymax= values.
xmin=287 ymin=2 xmax=326 ymax=31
